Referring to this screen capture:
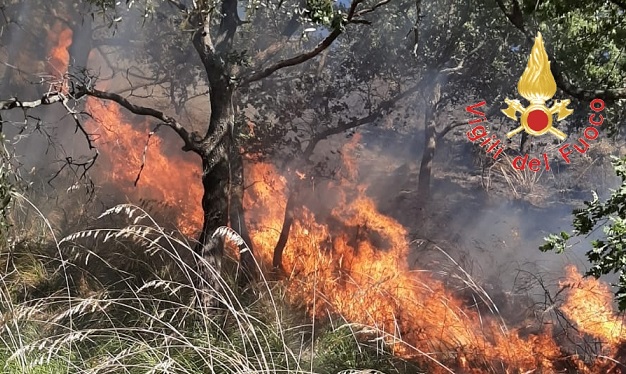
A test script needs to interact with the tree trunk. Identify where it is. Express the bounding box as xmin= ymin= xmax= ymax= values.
xmin=228 ymin=150 xmax=257 ymax=287
xmin=196 ymin=148 xmax=231 ymax=309
xmin=417 ymin=114 xmax=436 ymax=208
xmin=272 ymin=185 xmax=299 ymax=271
xmin=194 ymin=83 xmax=235 ymax=310
xmin=1 ymin=1 xmax=34 ymax=92
xmin=189 ymin=14 xmax=243 ymax=310
xmin=520 ymin=131 xmax=530 ymax=154
xmin=416 ymin=82 xmax=441 ymax=209
xmin=68 ymin=15 xmax=92 ymax=78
